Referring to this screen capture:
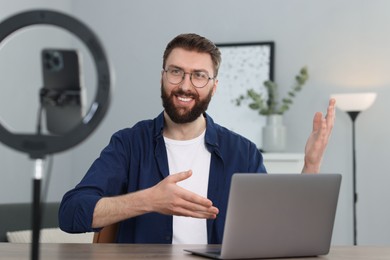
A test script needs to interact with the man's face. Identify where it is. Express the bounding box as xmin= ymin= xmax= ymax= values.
xmin=161 ymin=48 xmax=218 ymax=124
